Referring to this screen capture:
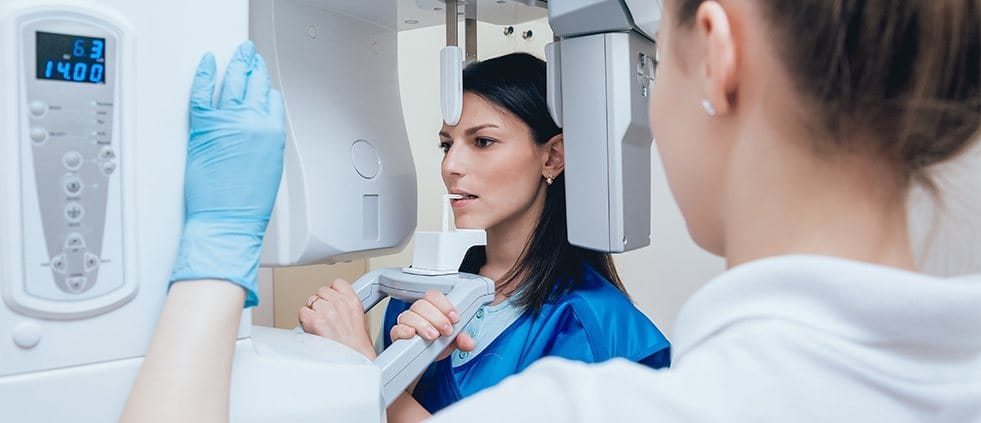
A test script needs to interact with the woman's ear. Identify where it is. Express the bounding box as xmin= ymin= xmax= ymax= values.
xmin=696 ymin=1 xmax=738 ymax=115
xmin=543 ymin=134 xmax=565 ymax=177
